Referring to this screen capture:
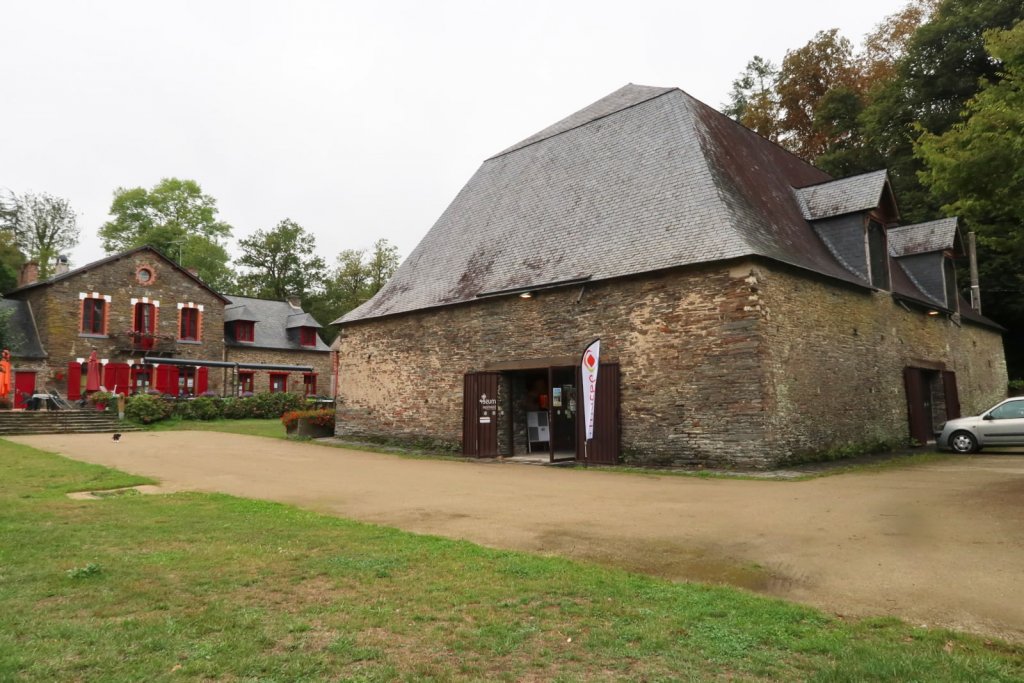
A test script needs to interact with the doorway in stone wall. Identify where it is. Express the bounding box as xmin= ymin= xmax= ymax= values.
xmin=904 ymin=366 xmax=961 ymax=444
